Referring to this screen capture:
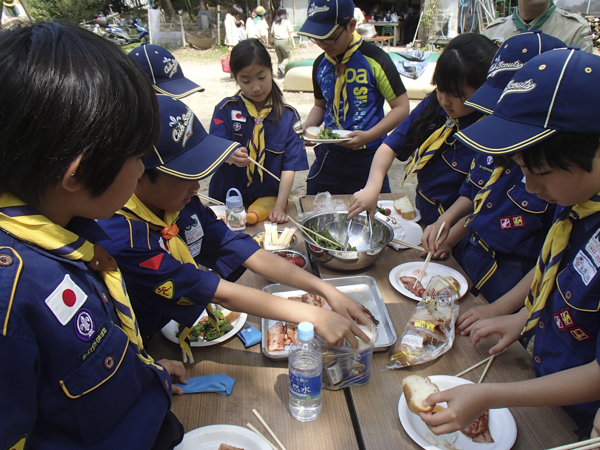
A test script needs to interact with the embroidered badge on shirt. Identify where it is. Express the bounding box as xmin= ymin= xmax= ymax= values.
xmin=585 ymin=230 xmax=600 ymax=268
xmin=574 ymin=250 xmax=596 ymax=285
xmin=499 ymin=215 xmax=525 ymax=230
xmin=139 ymin=253 xmax=165 ymax=271
xmin=154 ymin=279 xmax=174 ymax=299
xmin=553 ymin=307 xmax=575 ymax=331
xmin=45 ymin=274 xmax=88 ymax=326
xmin=231 ymin=110 xmax=246 ymax=122
xmin=293 ymin=120 xmax=303 ymax=134
xmin=185 ymin=214 xmax=204 ymax=257
xmin=569 ymin=326 xmax=592 ymax=342
xmin=213 ymin=118 xmax=224 ymax=126
xmin=74 ymin=308 xmax=96 ymax=342
xmin=176 ymin=297 xmax=194 ymax=306
xmin=486 ymin=156 xmax=494 ymax=166
xmin=233 ymin=121 xmax=242 ymax=132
